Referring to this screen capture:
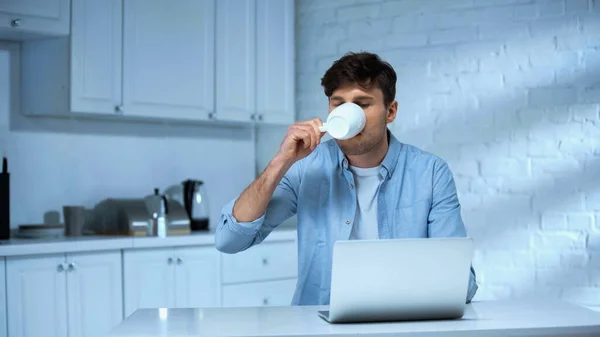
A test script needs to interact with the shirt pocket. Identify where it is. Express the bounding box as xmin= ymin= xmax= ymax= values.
xmin=395 ymin=199 xmax=431 ymax=237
